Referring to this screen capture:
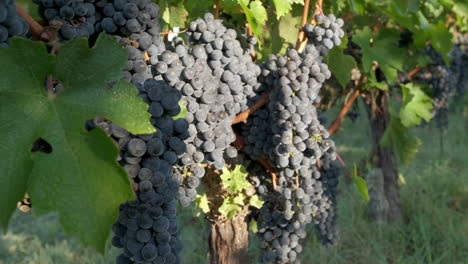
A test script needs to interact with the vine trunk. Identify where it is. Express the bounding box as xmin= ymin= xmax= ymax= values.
xmin=209 ymin=206 xmax=250 ymax=264
xmin=364 ymin=89 xmax=402 ymax=222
